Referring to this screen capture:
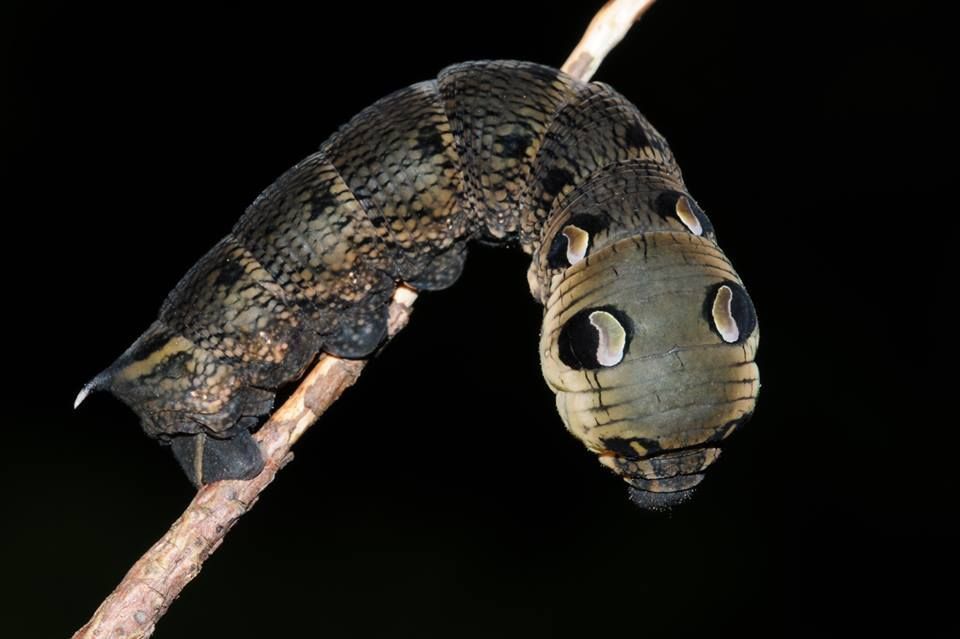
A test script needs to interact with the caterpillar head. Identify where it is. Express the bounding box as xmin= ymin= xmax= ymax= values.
xmin=539 ymin=229 xmax=759 ymax=510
